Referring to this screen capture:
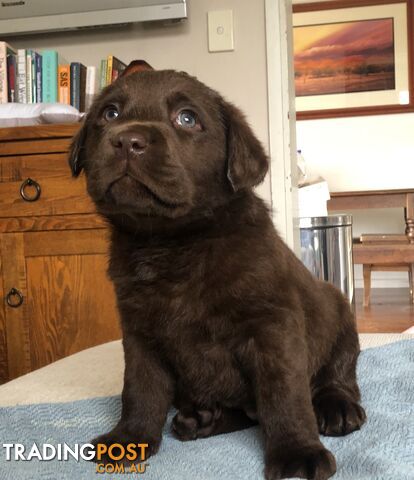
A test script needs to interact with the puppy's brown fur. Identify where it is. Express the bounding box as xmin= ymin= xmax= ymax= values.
xmin=69 ymin=70 xmax=365 ymax=480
